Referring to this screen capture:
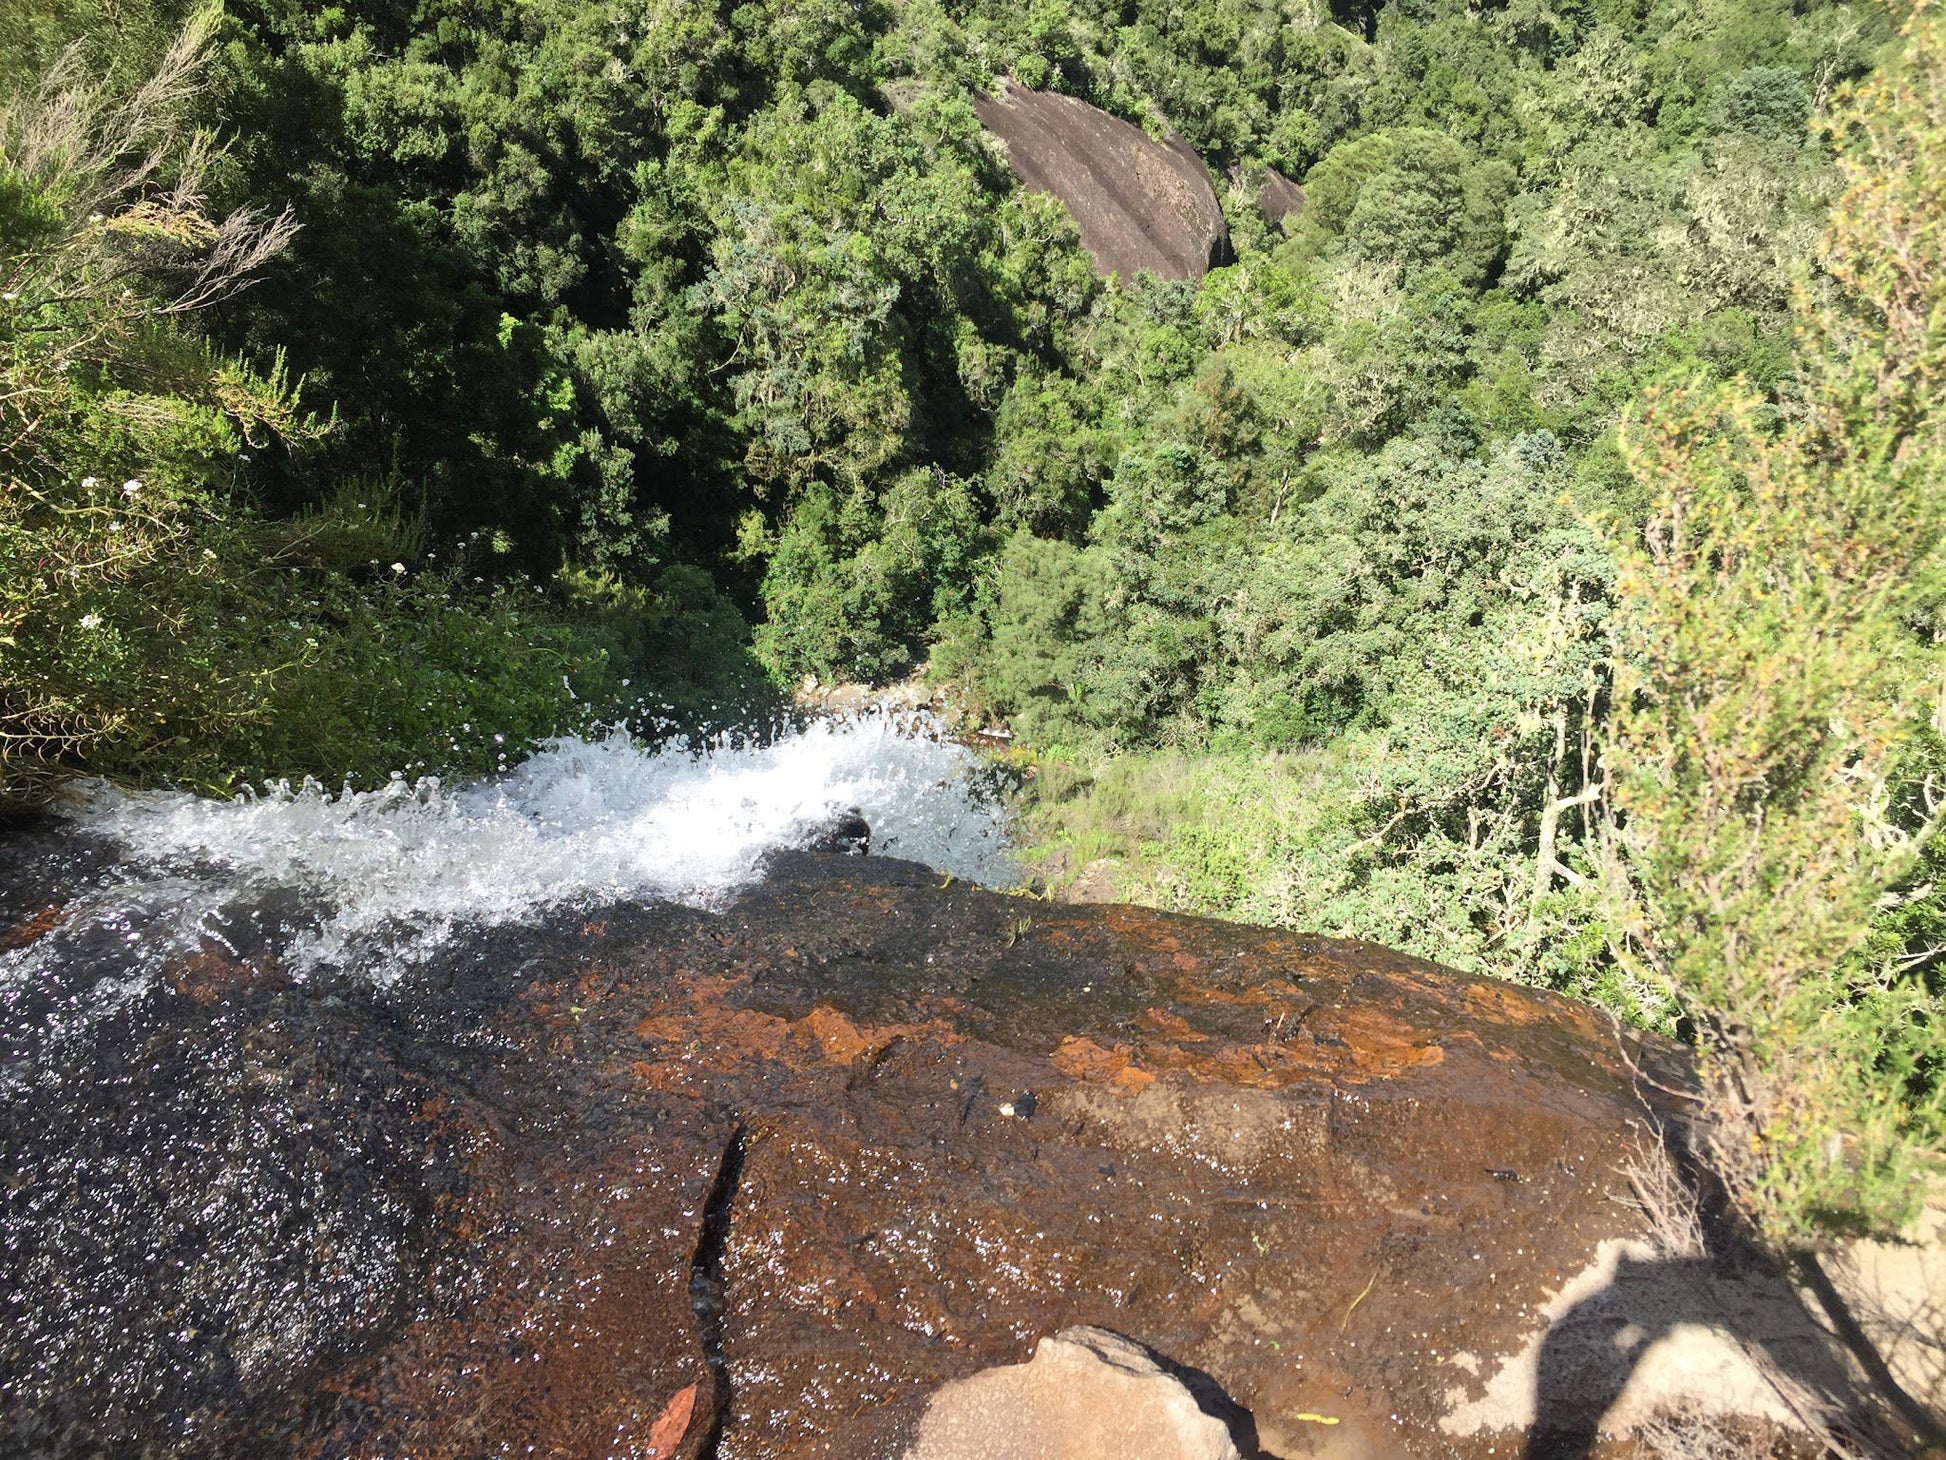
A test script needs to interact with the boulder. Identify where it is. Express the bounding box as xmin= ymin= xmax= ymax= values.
xmin=2 ymin=851 xmax=1863 ymax=1459
xmin=973 ymin=82 xmax=1231 ymax=280
xmin=804 ymin=806 xmax=871 ymax=855
xmin=903 ymin=1326 xmax=1240 ymax=1460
